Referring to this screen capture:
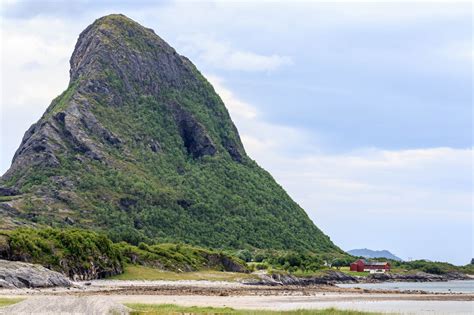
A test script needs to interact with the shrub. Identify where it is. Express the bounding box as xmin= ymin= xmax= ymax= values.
xmin=0 ymin=228 xmax=122 ymax=279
